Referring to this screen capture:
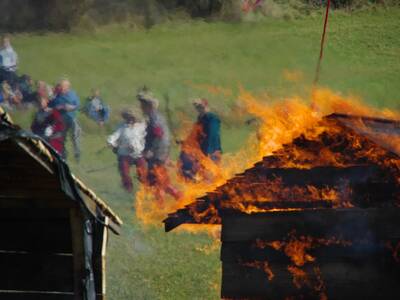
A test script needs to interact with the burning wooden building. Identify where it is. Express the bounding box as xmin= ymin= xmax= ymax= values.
xmin=164 ymin=113 xmax=400 ymax=300
xmin=0 ymin=111 xmax=122 ymax=300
